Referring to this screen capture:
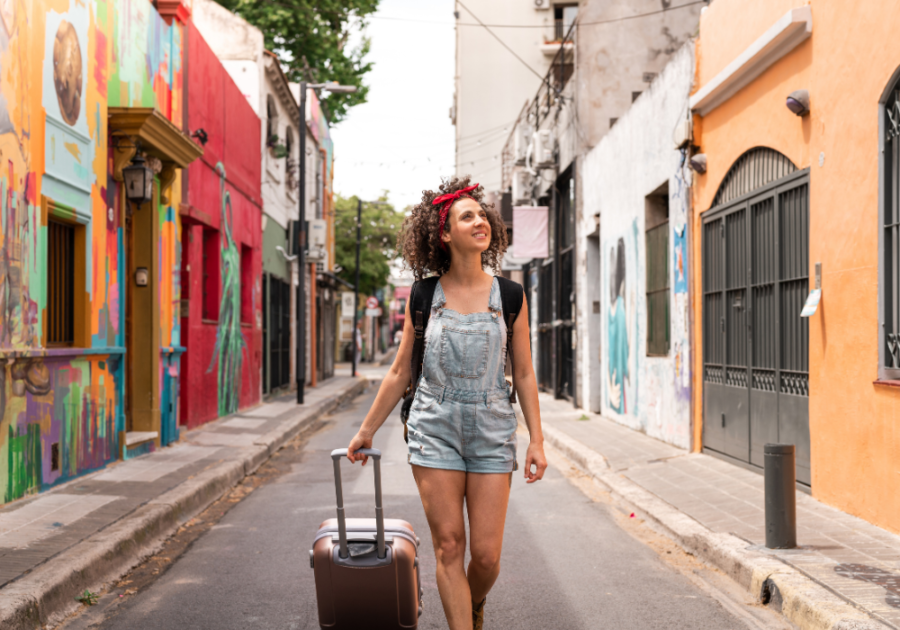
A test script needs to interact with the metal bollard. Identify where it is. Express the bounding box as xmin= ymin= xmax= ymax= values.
xmin=764 ymin=443 xmax=797 ymax=549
